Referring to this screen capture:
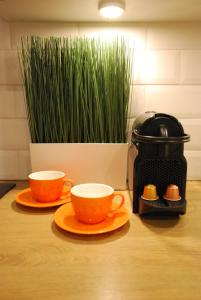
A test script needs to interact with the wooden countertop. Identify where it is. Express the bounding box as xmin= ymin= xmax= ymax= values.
xmin=0 ymin=181 xmax=201 ymax=300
